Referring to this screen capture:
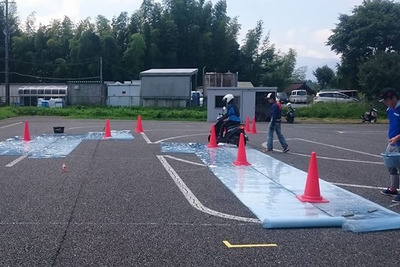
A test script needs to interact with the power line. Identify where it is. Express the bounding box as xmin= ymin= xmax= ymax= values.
xmin=0 ymin=71 xmax=100 ymax=81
